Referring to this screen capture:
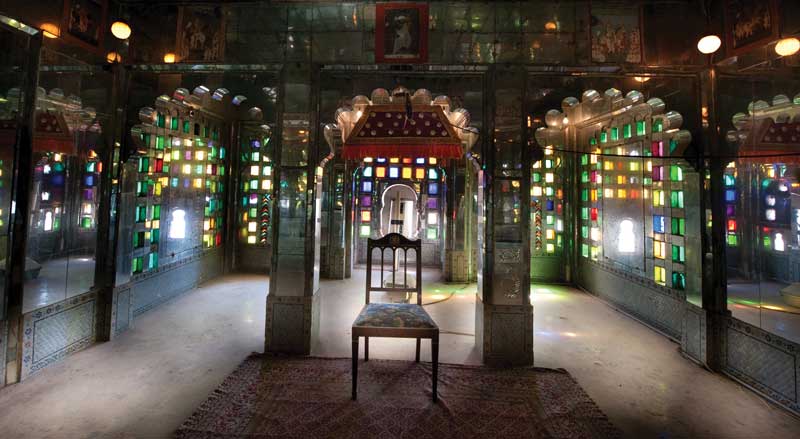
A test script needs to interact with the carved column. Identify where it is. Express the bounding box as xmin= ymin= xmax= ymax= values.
xmin=265 ymin=65 xmax=325 ymax=354
xmin=475 ymin=67 xmax=533 ymax=366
